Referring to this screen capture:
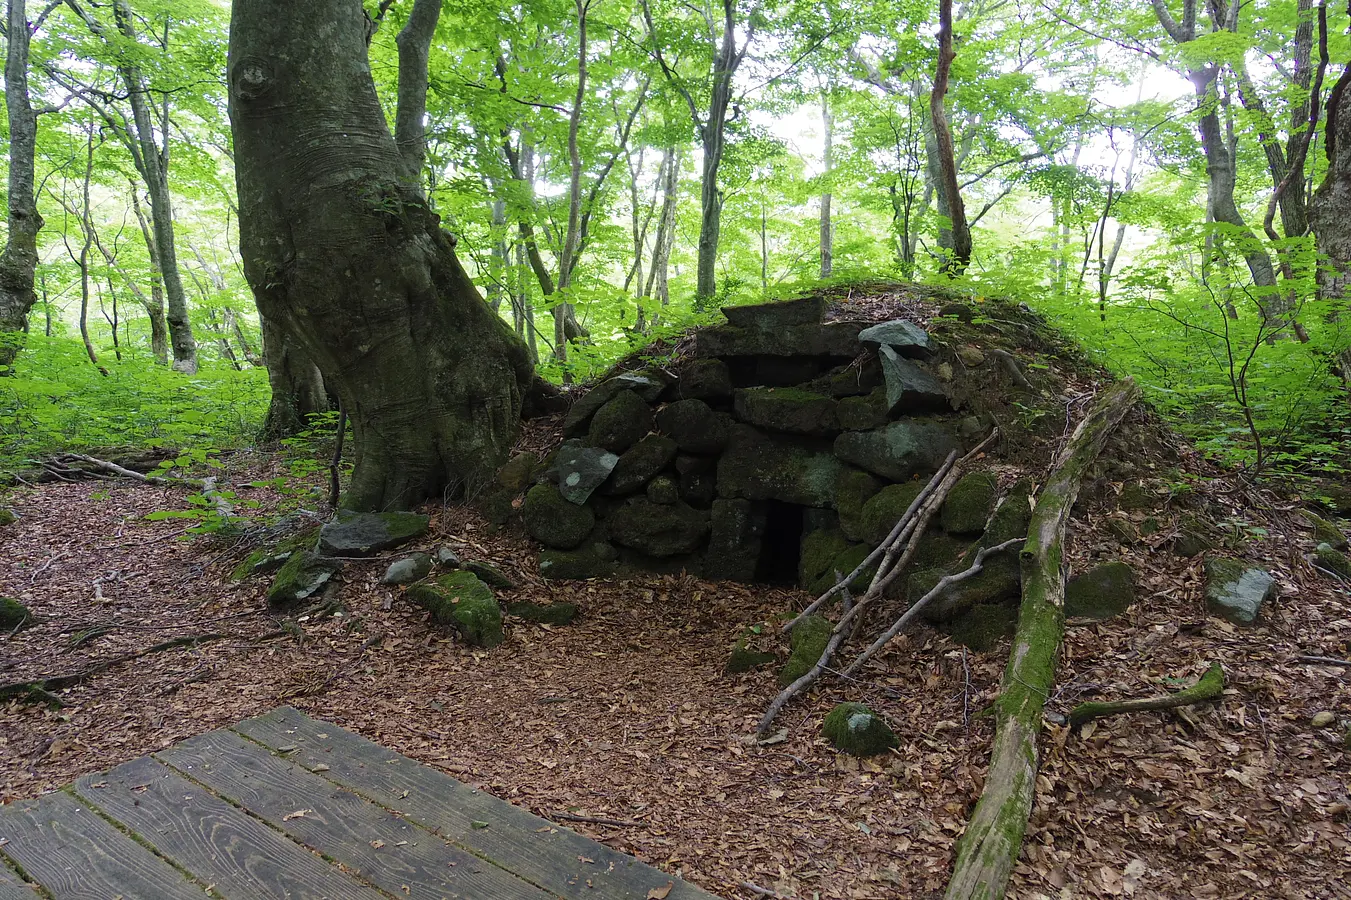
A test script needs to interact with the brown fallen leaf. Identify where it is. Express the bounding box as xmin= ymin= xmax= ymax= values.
xmin=282 ymin=809 xmax=312 ymax=821
xmin=646 ymin=883 xmax=673 ymax=899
